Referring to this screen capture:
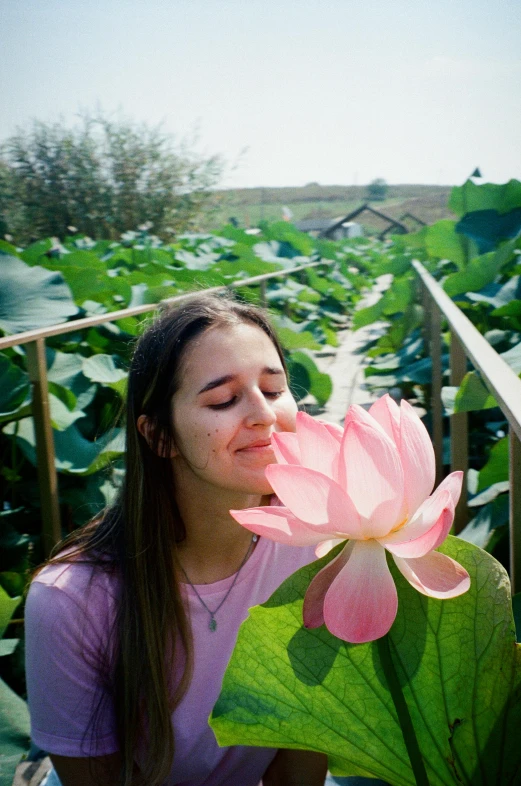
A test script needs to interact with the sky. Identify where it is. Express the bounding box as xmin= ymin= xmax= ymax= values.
xmin=1 ymin=0 xmax=520 ymax=189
